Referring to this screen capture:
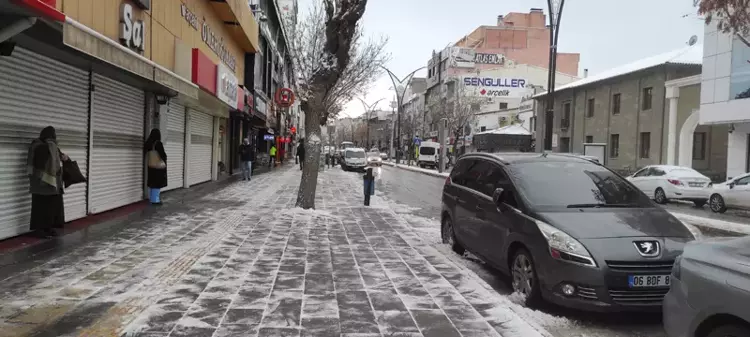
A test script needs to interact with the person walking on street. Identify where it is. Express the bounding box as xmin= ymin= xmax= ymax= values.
xmin=27 ymin=126 xmax=68 ymax=238
xmin=269 ymin=144 xmax=277 ymax=168
xmin=144 ymin=129 xmax=168 ymax=205
xmin=239 ymin=138 xmax=254 ymax=180
xmin=296 ymin=139 xmax=305 ymax=170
